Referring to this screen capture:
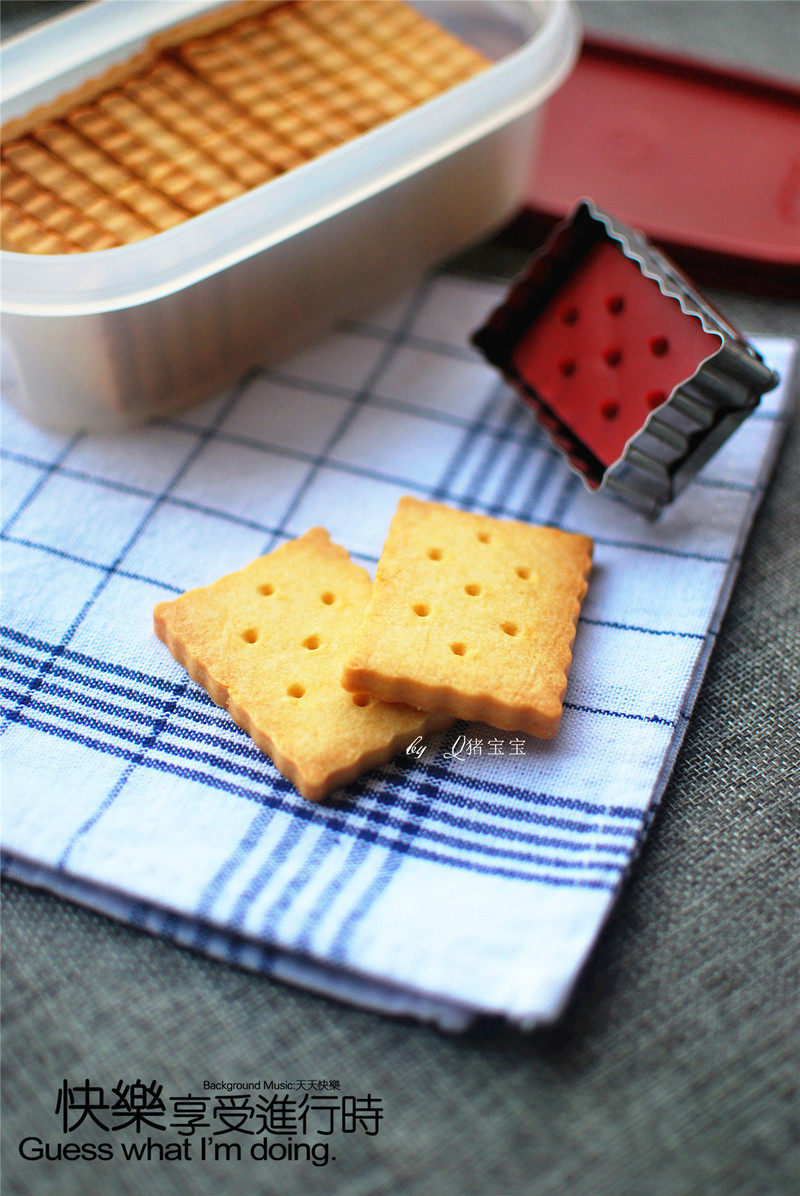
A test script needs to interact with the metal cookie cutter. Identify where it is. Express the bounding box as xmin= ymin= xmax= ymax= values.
xmin=472 ymin=200 xmax=780 ymax=516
